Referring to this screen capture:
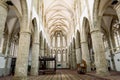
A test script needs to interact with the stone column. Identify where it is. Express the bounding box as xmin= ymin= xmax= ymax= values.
xmin=47 ymin=46 xmax=51 ymax=67
xmin=91 ymin=30 xmax=109 ymax=76
xmin=61 ymin=51 xmax=63 ymax=68
xmin=31 ymin=29 xmax=39 ymax=75
xmin=71 ymin=42 xmax=77 ymax=69
xmin=0 ymin=1 xmax=8 ymax=38
xmin=75 ymin=37 xmax=82 ymax=67
xmin=91 ymin=16 xmax=109 ymax=76
xmin=75 ymin=47 xmax=82 ymax=66
xmin=81 ymin=41 xmax=91 ymax=72
xmin=14 ymin=32 xmax=31 ymax=78
xmin=46 ymin=45 xmax=49 ymax=56
xmin=40 ymin=37 xmax=44 ymax=57
xmin=69 ymin=45 xmax=72 ymax=69
xmin=14 ymin=2 xmax=31 ymax=78
xmin=44 ymin=41 xmax=46 ymax=56
xmin=65 ymin=50 xmax=67 ymax=68
xmin=48 ymin=46 xmax=51 ymax=56
xmin=81 ymin=28 xmax=91 ymax=72
xmin=68 ymin=47 xmax=70 ymax=68
xmin=46 ymin=44 xmax=49 ymax=67
xmin=66 ymin=48 xmax=69 ymax=68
